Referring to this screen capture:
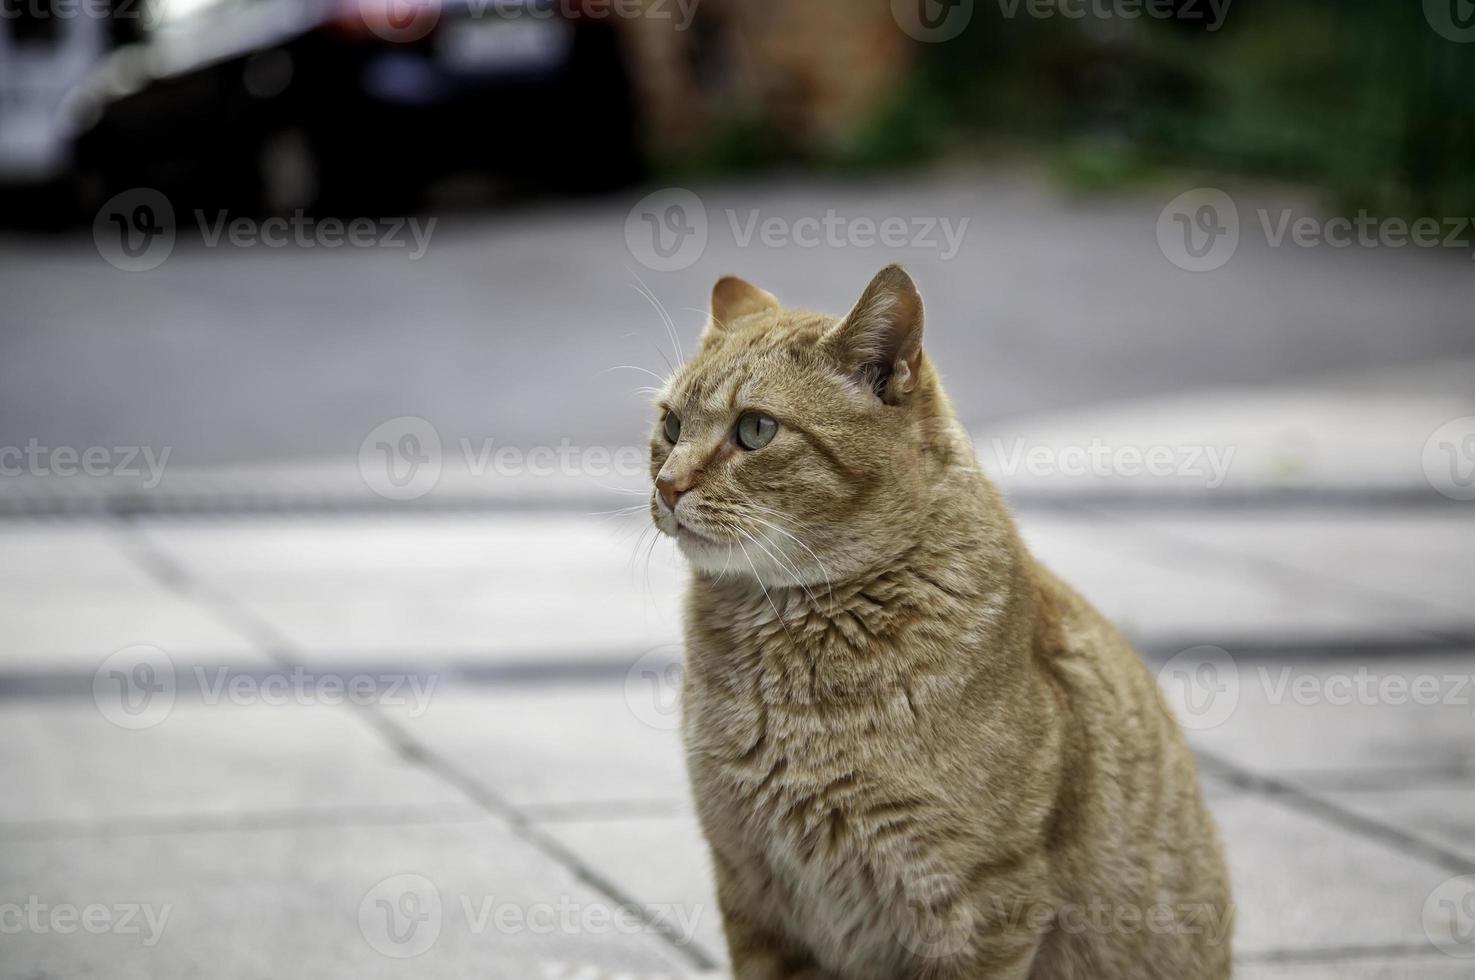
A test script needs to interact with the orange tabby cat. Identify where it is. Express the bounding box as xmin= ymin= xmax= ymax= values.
xmin=648 ymin=265 xmax=1232 ymax=979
